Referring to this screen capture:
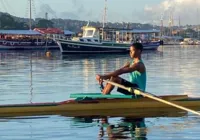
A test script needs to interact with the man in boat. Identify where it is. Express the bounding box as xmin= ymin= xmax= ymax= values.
xmin=96 ymin=43 xmax=146 ymax=96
